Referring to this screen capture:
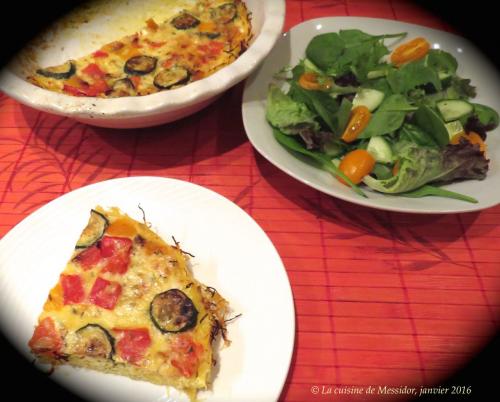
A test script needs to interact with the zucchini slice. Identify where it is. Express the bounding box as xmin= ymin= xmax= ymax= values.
xmin=150 ymin=289 xmax=198 ymax=333
xmin=171 ymin=12 xmax=200 ymax=30
xmin=211 ymin=3 xmax=237 ymax=24
xmin=198 ymin=31 xmax=221 ymax=39
xmin=75 ymin=209 xmax=109 ymax=249
xmin=153 ymin=67 xmax=190 ymax=90
xmin=124 ymin=56 xmax=157 ymax=76
xmin=74 ymin=324 xmax=115 ymax=359
xmin=36 ymin=61 xmax=75 ymax=80
xmin=108 ymin=78 xmax=136 ymax=97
